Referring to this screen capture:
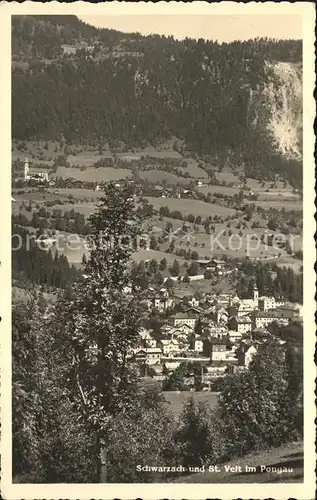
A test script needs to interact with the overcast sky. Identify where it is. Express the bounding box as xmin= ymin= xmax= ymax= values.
xmin=79 ymin=15 xmax=302 ymax=43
